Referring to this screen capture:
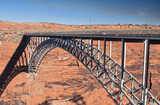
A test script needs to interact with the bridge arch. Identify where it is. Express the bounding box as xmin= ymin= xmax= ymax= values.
xmin=28 ymin=38 xmax=120 ymax=104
